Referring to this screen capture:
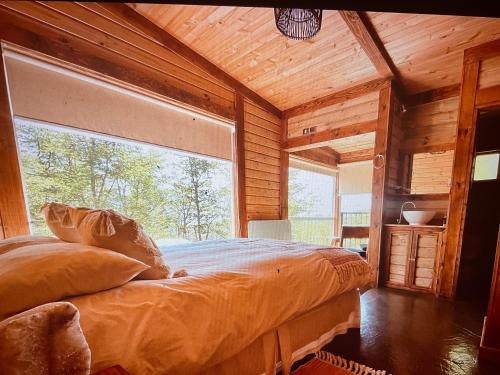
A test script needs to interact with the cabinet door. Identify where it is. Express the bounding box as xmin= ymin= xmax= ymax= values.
xmin=385 ymin=230 xmax=412 ymax=286
xmin=408 ymin=231 xmax=440 ymax=291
